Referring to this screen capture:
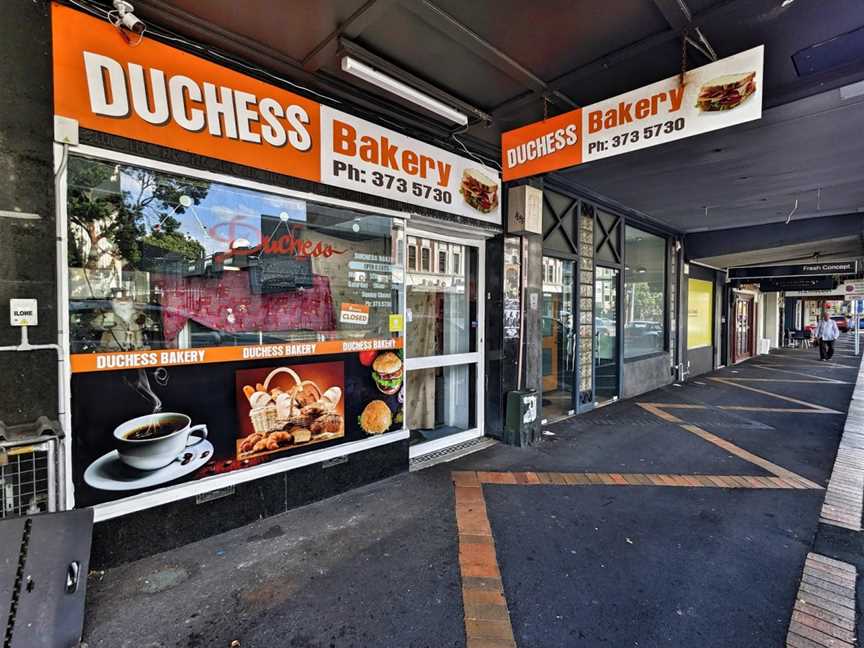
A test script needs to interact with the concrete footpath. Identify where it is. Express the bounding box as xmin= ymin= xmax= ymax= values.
xmin=81 ymin=337 xmax=863 ymax=648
